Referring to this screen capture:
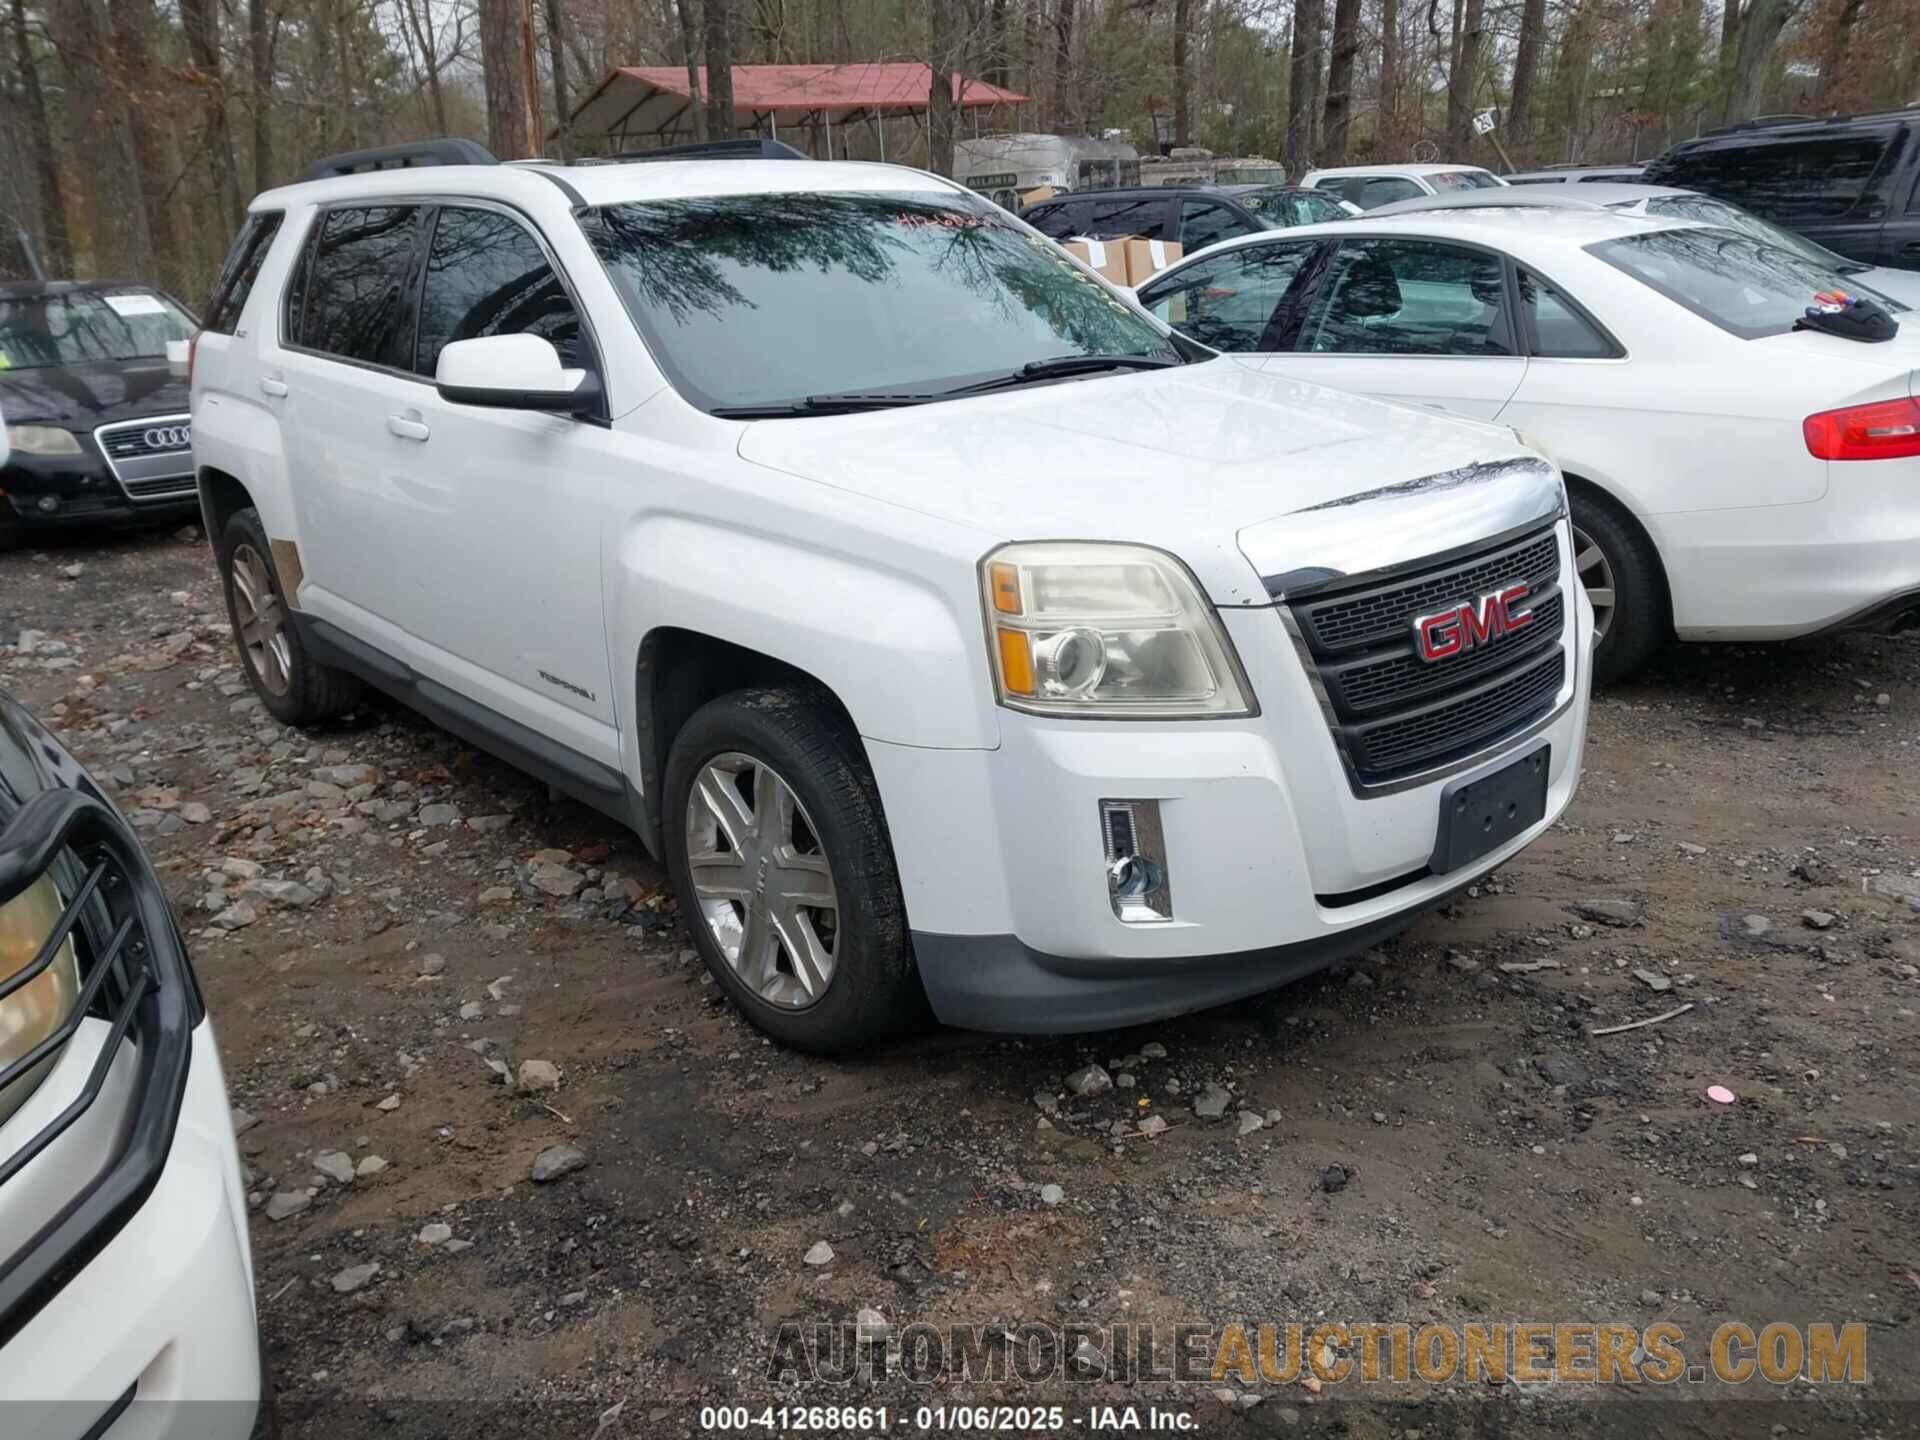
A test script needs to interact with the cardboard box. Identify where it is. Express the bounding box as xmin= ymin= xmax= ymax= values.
xmin=1018 ymin=184 xmax=1057 ymax=207
xmin=1061 ymin=237 xmax=1129 ymax=285
xmin=1122 ymin=237 xmax=1183 ymax=284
